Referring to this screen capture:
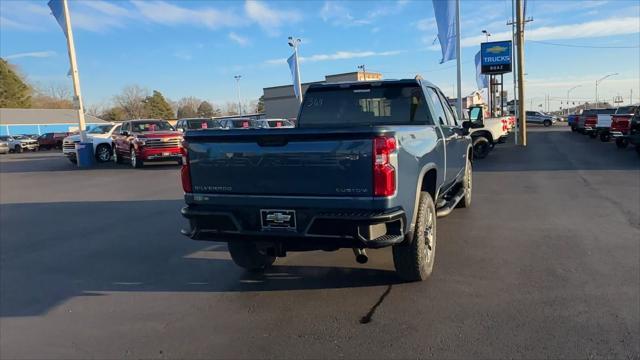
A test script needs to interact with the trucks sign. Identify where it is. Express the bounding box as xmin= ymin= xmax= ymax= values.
xmin=481 ymin=41 xmax=512 ymax=75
